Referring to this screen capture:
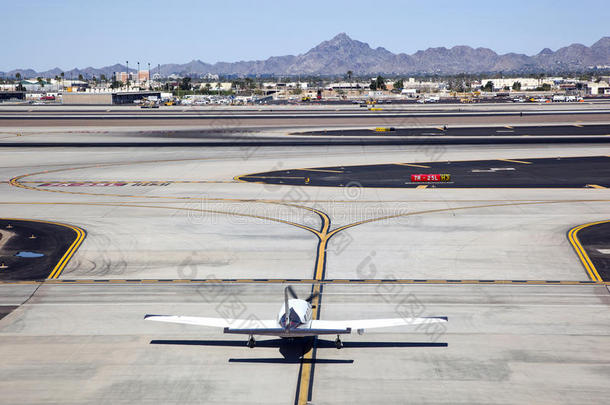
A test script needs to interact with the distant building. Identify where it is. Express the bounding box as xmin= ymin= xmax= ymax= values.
xmin=115 ymin=72 xmax=131 ymax=83
xmin=0 ymin=91 xmax=25 ymax=101
xmin=62 ymin=91 xmax=161 ymax=105
xmin=137 ymin=70 xmax=149 ymax=82
xmin=480 ymin=78 xmax=550 ymax=91
xmin=115 ymin=71 xmax=149 ymax=83
xmin=200 ymin=82 xmax=232 ymax=91
xmin=587 ymin=81 xmax=610 ymax=95
xmin=327 ymin=82 xmax=362 ymax=90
